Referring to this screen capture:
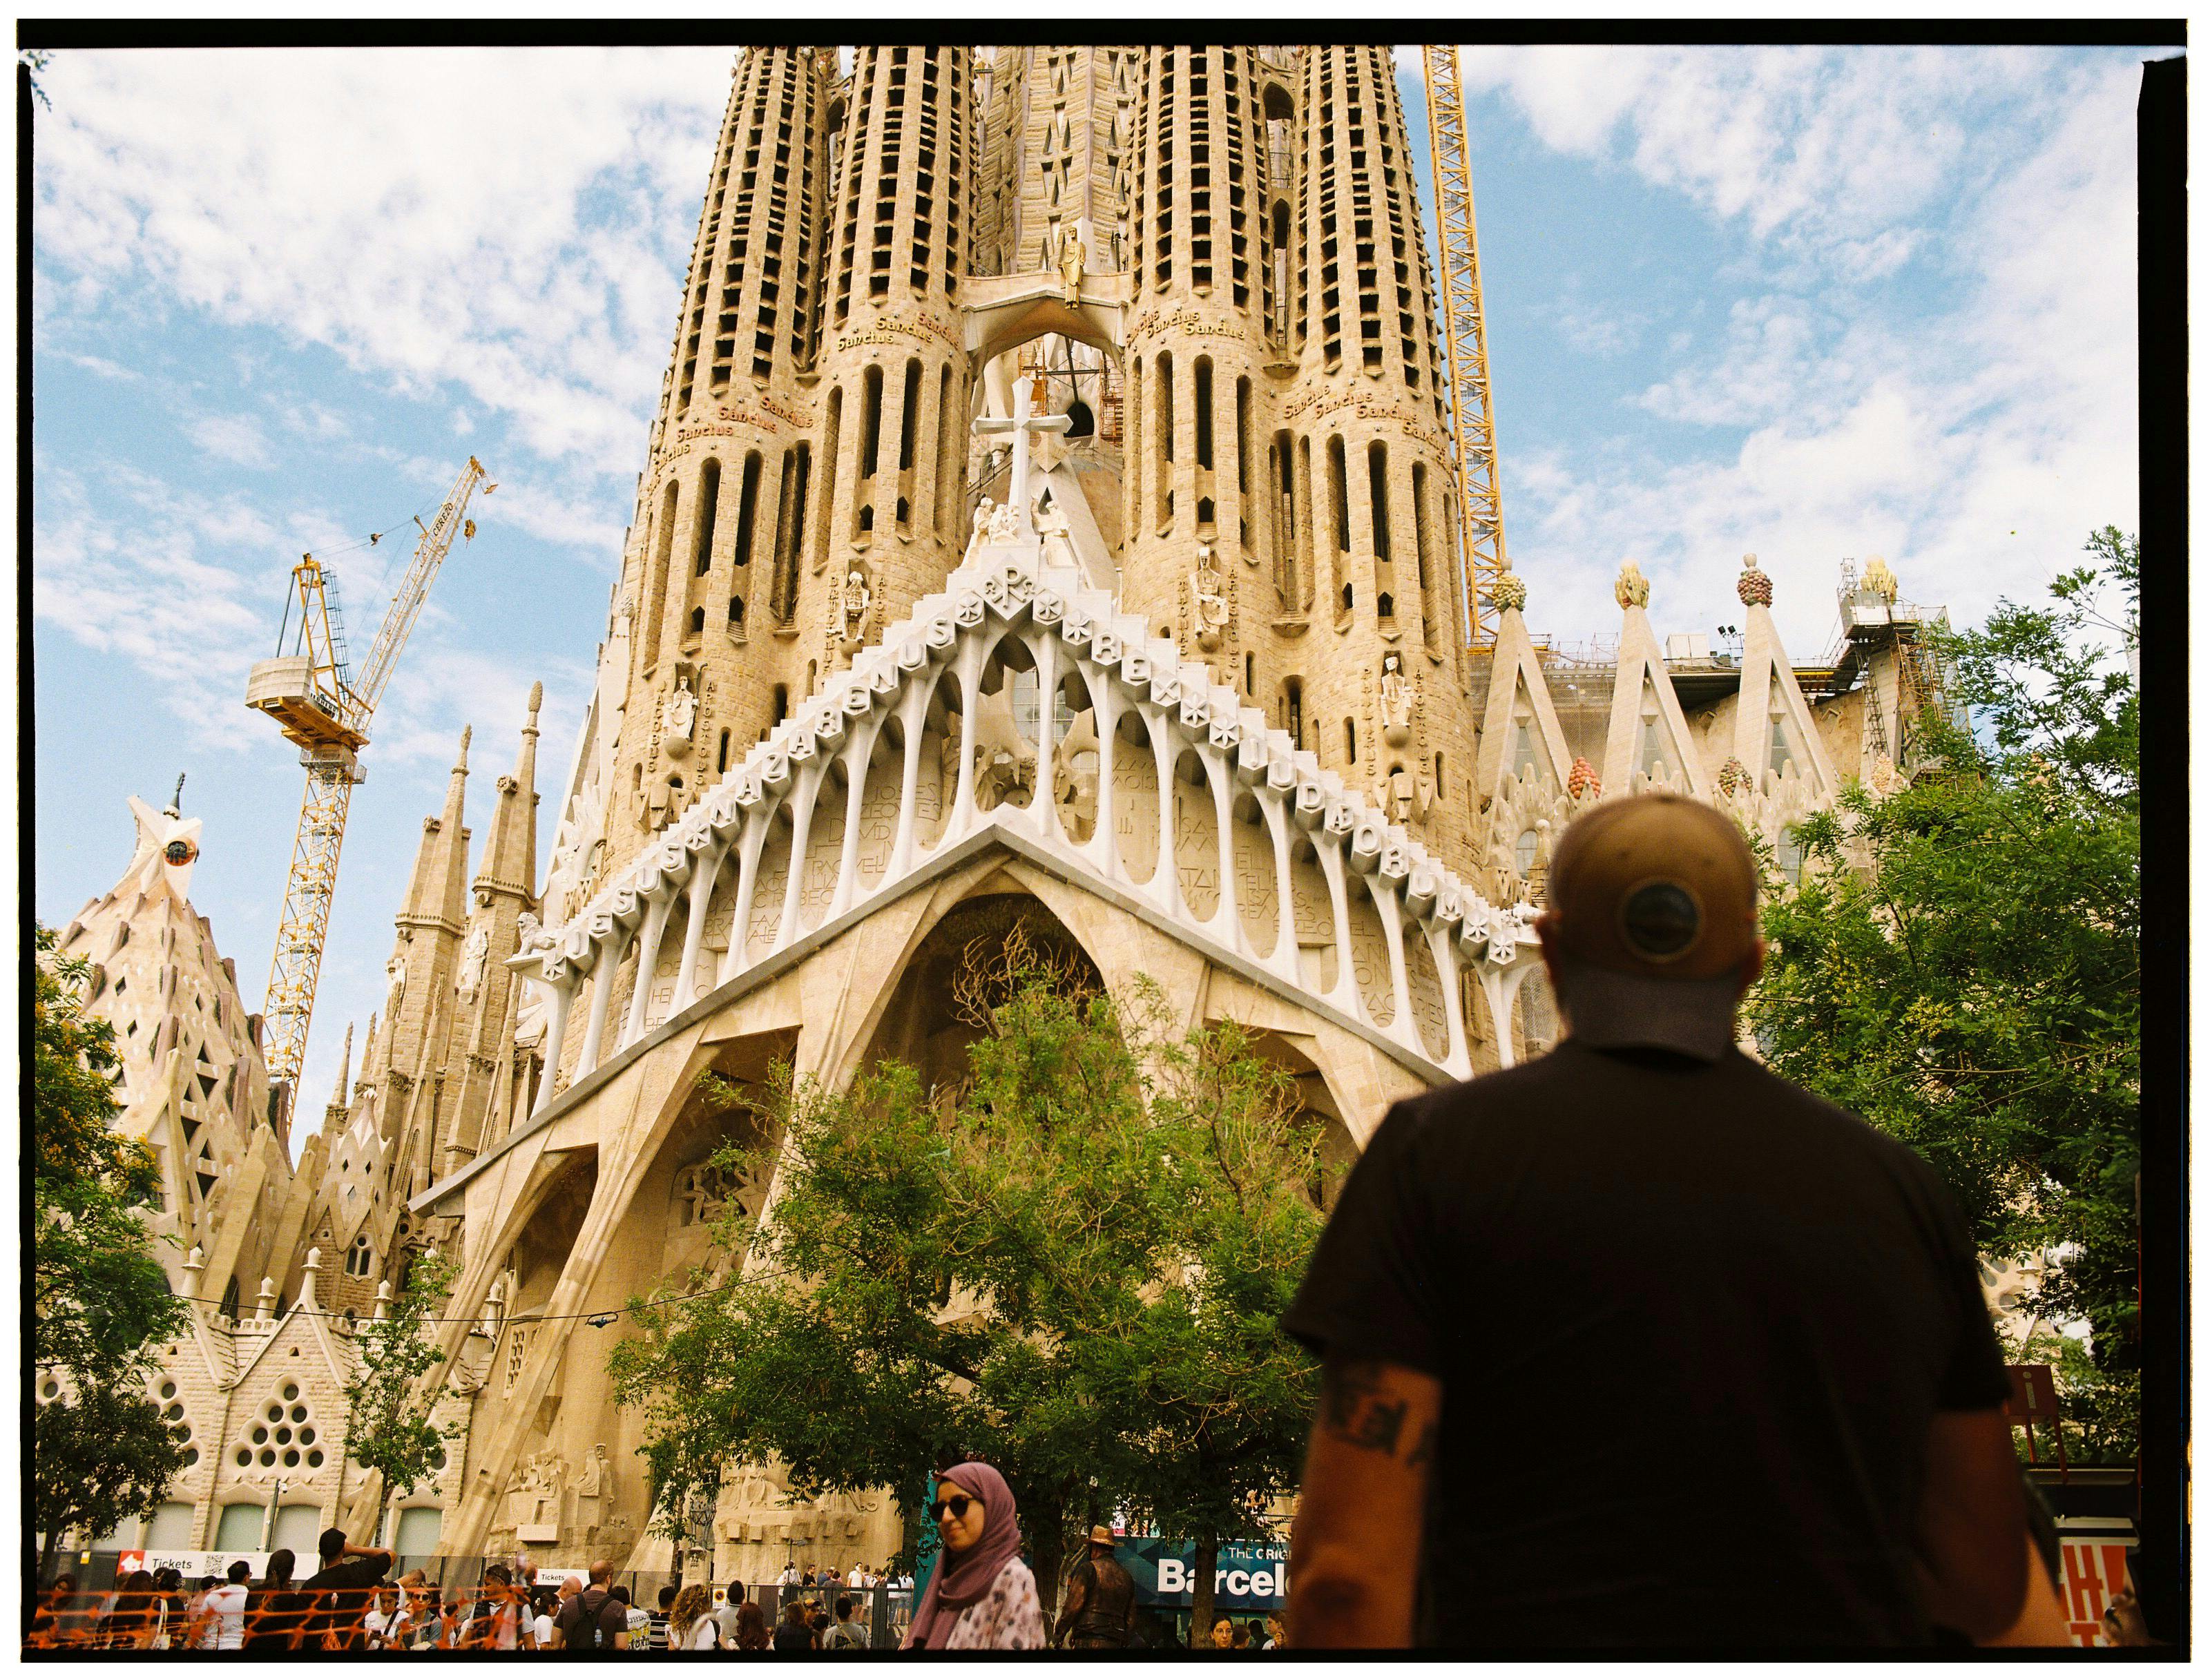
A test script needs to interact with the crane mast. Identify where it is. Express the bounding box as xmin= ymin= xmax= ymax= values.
xmin=245 ymin=456 xmax=492 ymax=1090
xmin=1421 ymin=44 xmax=1511 ymax=648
